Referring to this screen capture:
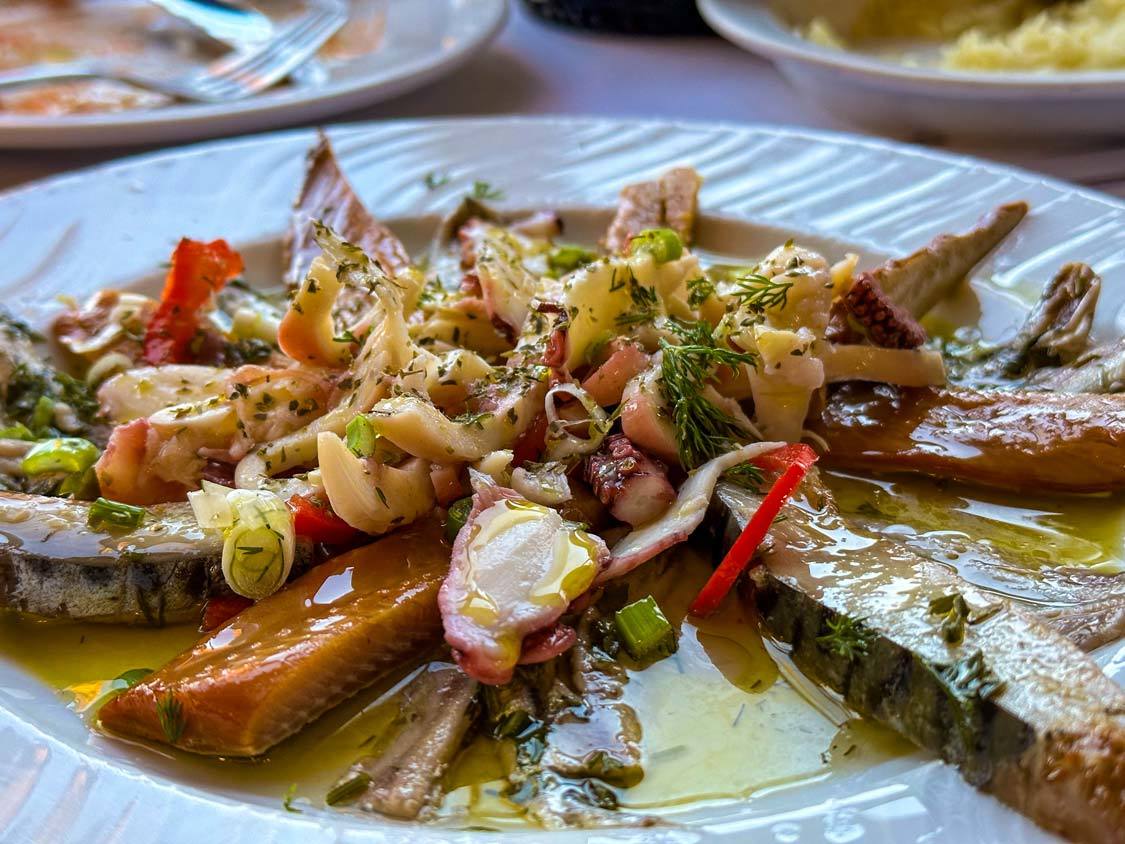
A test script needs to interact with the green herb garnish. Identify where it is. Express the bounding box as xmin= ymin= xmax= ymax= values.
xmin=721 ymin=462 xmax=766 ymax=490
xmin=686 ymin=275 xmax=716 ymax=308
xmin=731 ymin=272 xmax=793 ymax=313
xmin=658 ymin=333 xmax=756 ymax=468
xmin=155 ymin=691 xmax=186 ymax=743
xmin=470 ymin=180 xmax=504 ymax=201
xmin=424 ymin=171 xmax=450 ymax=190
xmin=816 ymin=614 xmax=873 ymax=660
